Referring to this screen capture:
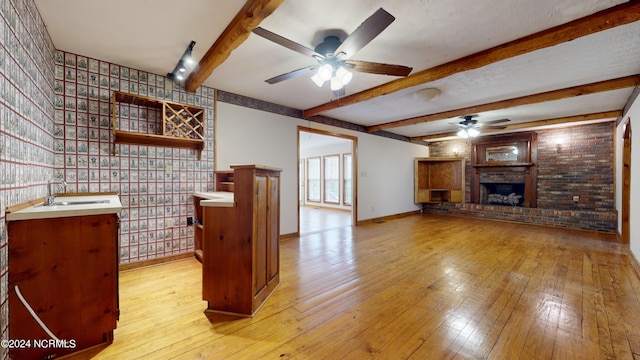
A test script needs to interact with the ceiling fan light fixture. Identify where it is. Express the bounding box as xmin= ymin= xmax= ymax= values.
xmin=330 ymin=76 xmax=343 ymax=91
xmin=317 ymin=63 xmax=333 ymax=82
xmin=457 ymin=128 xmax=480 ymax=138
xmin=336 ymin=66 xmax=352 ymax=86
xmin=310 ymin=73 xmax=325 ymax=87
